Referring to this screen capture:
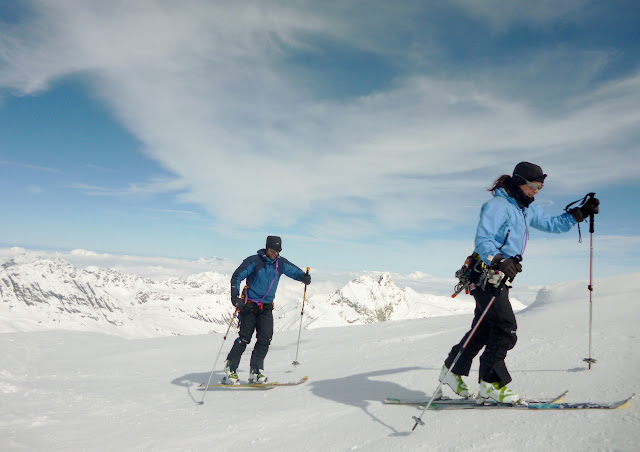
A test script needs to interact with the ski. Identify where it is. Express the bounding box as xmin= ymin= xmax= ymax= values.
xmin=384 ymin=390 xmax=568 ymax=407
xmin=428 ymin=393 xmax=634 ymax=410
xmin=201 ymin=382 xmax=276 ymax=390
xmin=521 ymin=394 xmax=634 ymax=410
xmin=273 ymin=376 xmax=309 ymax=386
xmin=388 ymin=392 xmax=634 ymax=410
xmin=199 ymin=376 xmax=308 ymax=390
